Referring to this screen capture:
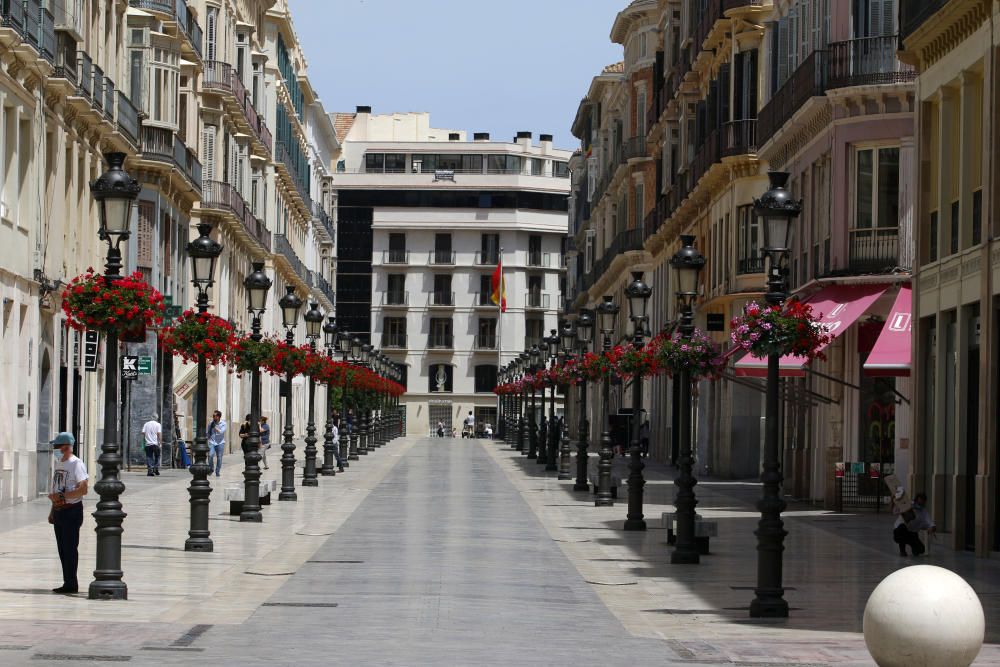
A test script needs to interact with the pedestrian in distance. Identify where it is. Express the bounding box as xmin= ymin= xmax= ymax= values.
xmin=332 ymin=418 xmax=345 ymax=472
xmin=436 ymin=420 xmax=445 ymax=438
xmin=639 ymin=419 xmax=651 ymax=458
xmin=207 ymin=410 xmax=227 ymax=477
xmin=484 ymin=422 xmax=493 ymax=439
xmin=141 ymin=413 xmax=162 ymax=476
xmin=259 ymin=416 xmax=271 ymax=470
xmin=892 ymin=490 xmax=936 ymax=557
xmin=48 ymin=432 xmax=88 ymax=594
xmin=462 ymin=411 xmax=475 ymax=438
xmin=239 ymin=414 xmax=252 ymax=454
